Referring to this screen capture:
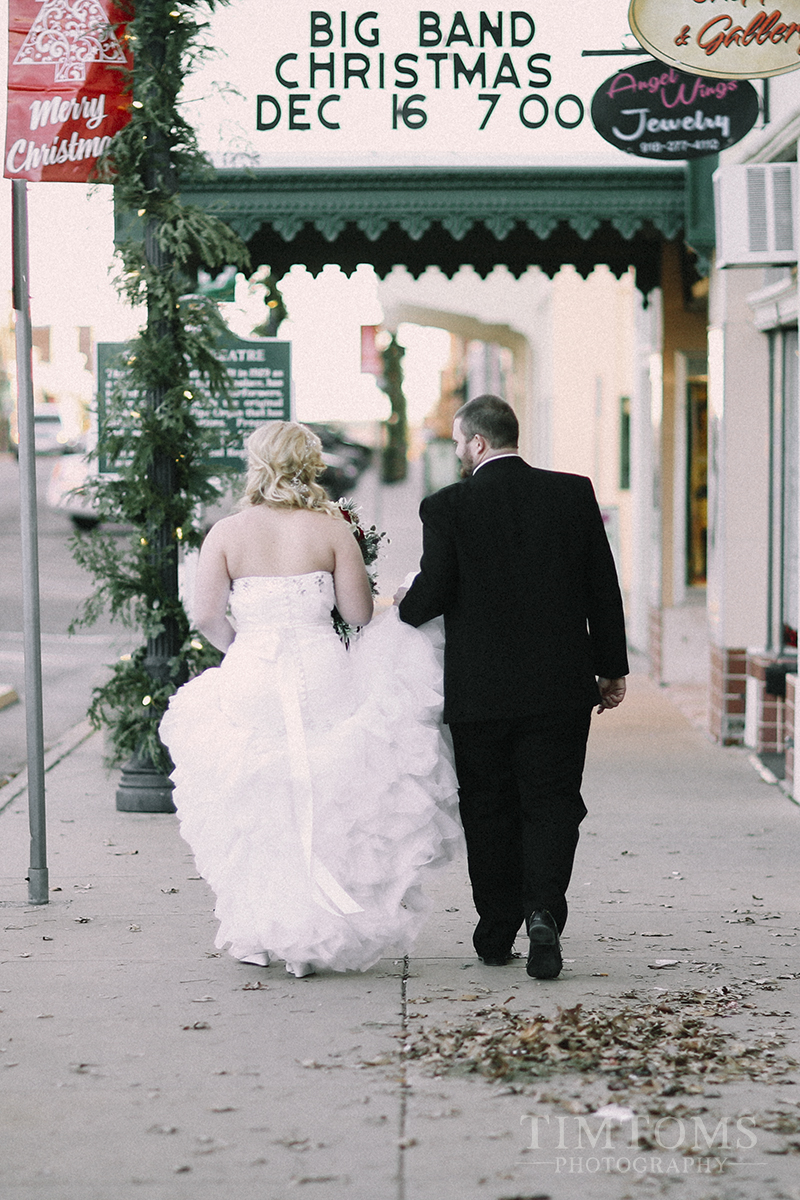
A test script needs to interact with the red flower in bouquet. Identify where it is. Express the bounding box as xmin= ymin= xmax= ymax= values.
xmin=332 ymin=499 xmax=388 ymax=643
